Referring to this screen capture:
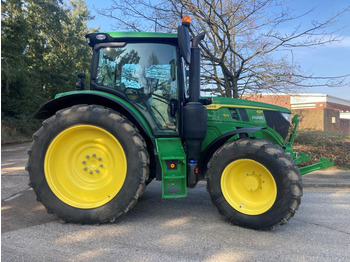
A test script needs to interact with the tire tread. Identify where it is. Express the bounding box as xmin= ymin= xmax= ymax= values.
xmin=27 ymin=105 xmax=149 ymax=224
xmin=206 ymin=138 xmax=303 ymax=230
